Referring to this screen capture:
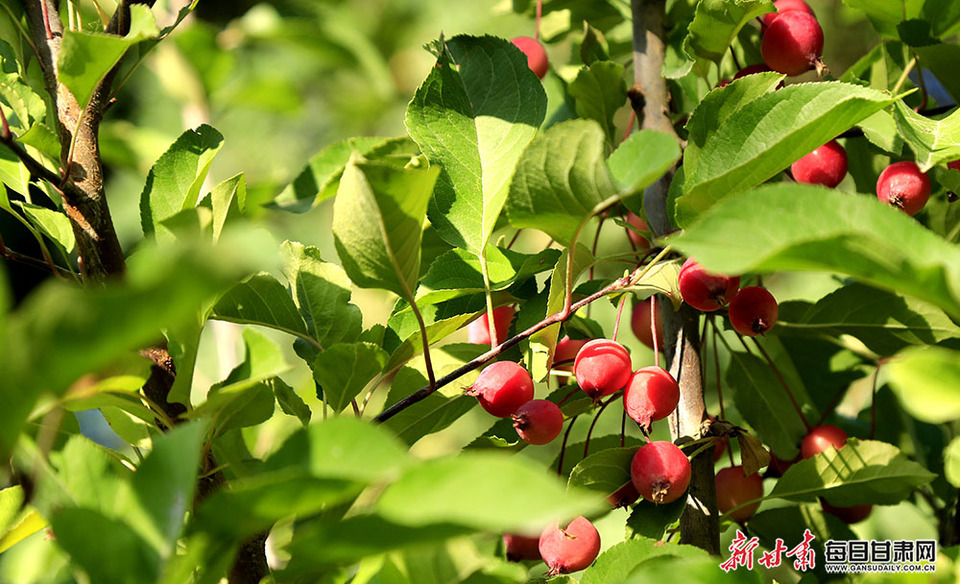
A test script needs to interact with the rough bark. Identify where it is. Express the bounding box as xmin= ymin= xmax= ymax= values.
xmin=631 ymin=0 xmax=720 ymax=555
